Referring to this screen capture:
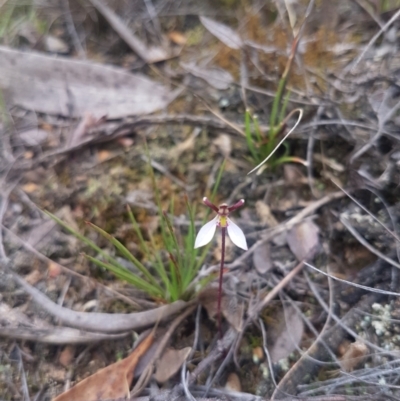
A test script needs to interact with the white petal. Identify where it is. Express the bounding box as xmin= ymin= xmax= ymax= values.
xmin=227 ymin=218 xmax=248 ymax=250
xmin=194 ymin=216 xmax=218 ymax=248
